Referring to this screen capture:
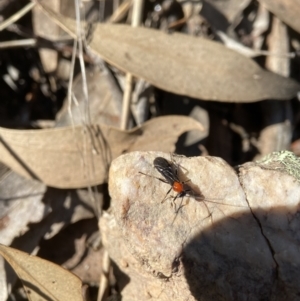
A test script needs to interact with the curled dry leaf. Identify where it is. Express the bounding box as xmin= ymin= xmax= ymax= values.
xmin=100 ymin=151 xmax=300 ymax=300
xmin=258 ymin=0 xmax=300 ymax=34
xmin=0 ymin=116 xmax=203 ymax=188
xmin=36 ymin=1 xmax=300 ymax=102
xmin=0 ymin=244 xmax=84 ymax=301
